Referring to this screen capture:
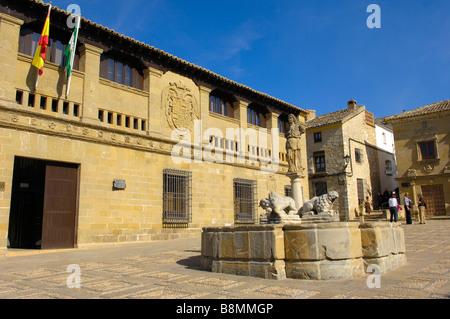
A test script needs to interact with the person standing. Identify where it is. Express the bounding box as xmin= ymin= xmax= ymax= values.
xmin=418 ymin=194 xmax=427 ymax=224
xmin=389 ymin=192 xmax=398 ymax=222
xmin=364 ymin=196 xmax=372 ymax=216
xmin=404 ymin=193 xmax=413 ymax=224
